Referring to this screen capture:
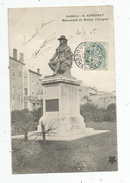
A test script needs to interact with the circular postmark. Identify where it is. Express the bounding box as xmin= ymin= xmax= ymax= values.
xmin=74 ymin=42 xmax=107 ymax=70
xmin=74 ymin=42 xmax=86 ymax=69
